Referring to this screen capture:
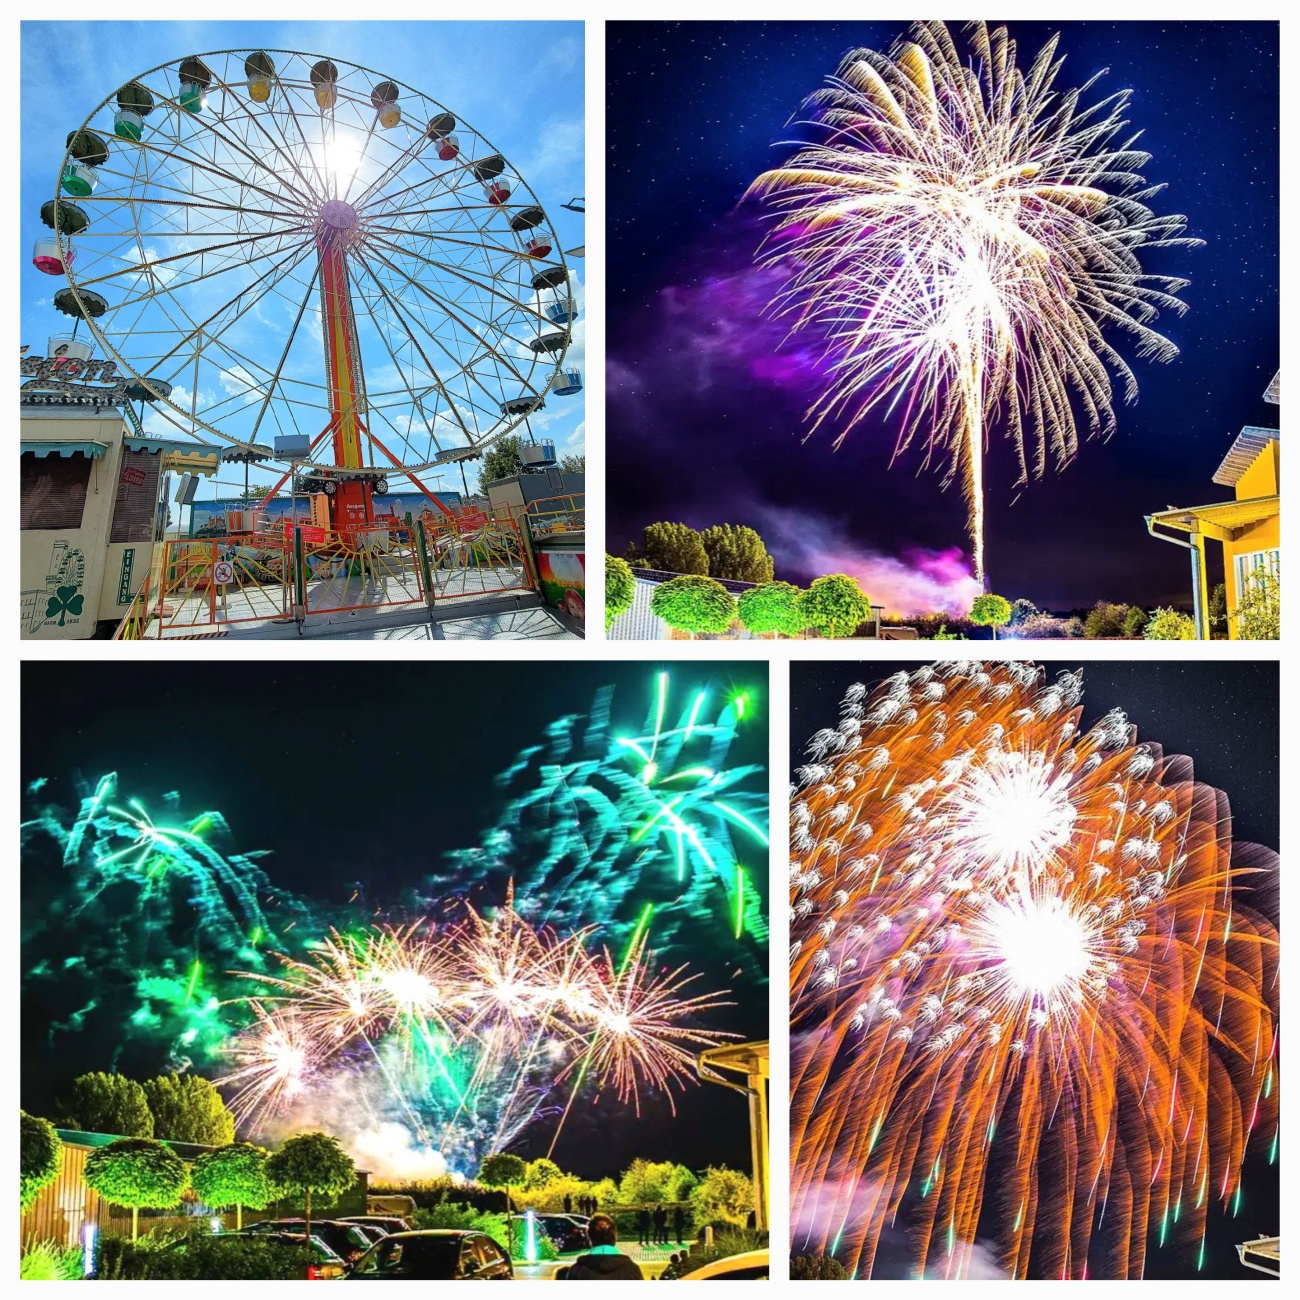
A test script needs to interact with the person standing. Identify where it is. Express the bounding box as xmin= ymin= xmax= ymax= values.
xmin=652 ymin=1204 xmax=668 ymax=1246
xmin=672 ymin=1206 xmax=685 ymax=1245
xmin=637 ymin=1206 xmax=651 ymax=1247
